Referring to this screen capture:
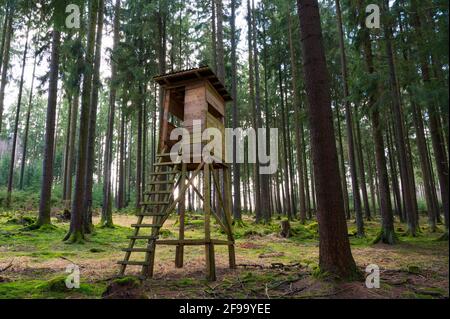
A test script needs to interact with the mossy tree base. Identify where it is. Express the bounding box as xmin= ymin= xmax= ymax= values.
xmin=23 ymin=222 xmax=56 ymax=231
xmin=99 ymin=219 xmax=114 ymax=229
xmin=63 ymin=230 xmax=85 ymax=244
xmin=372 ymin=228 xmax=397 ymax=245
xmin=233 ymin=219 xmax=246 ymax=228
xmin=437 ymin=231 xmax=449 ymax=241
